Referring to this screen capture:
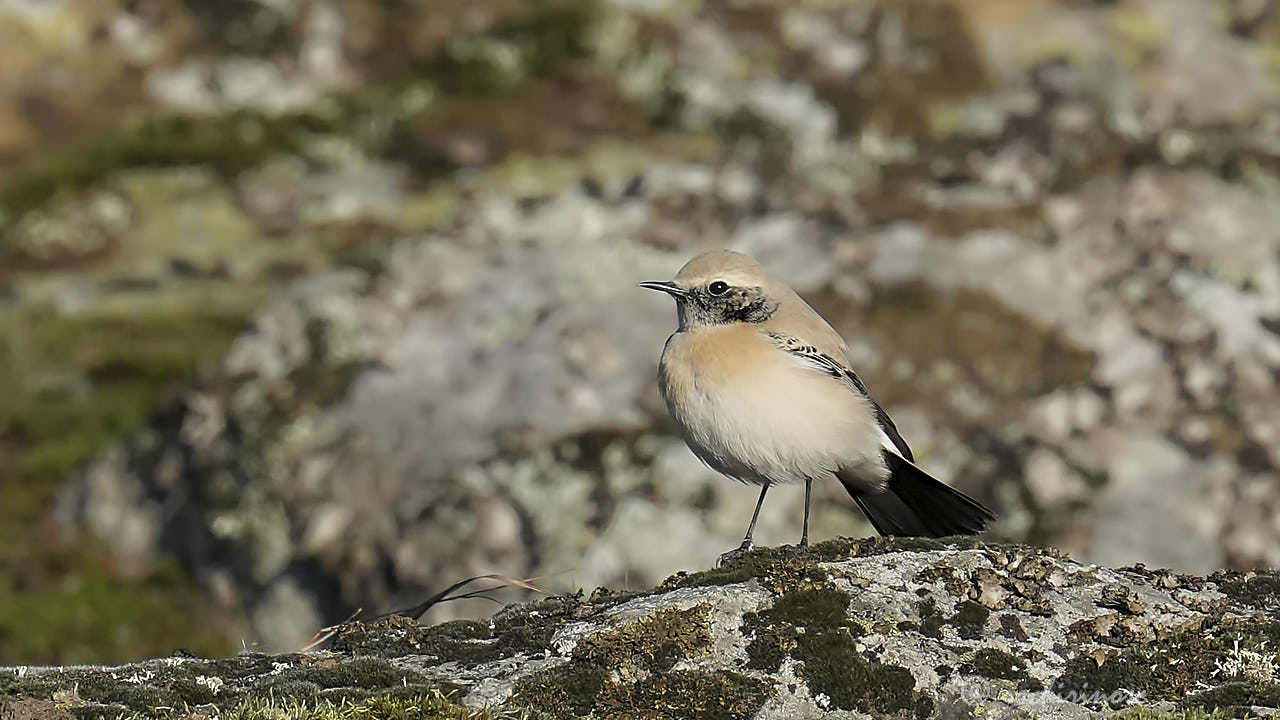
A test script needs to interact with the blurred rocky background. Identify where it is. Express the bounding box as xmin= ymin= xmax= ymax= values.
xmin=1 ymin=0 xmax=1278 ymax=663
